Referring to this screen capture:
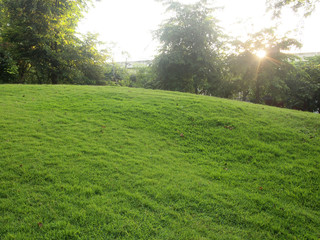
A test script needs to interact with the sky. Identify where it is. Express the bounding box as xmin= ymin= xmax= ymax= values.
xmin=78 ymin=0 xmax=320 ymax=61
